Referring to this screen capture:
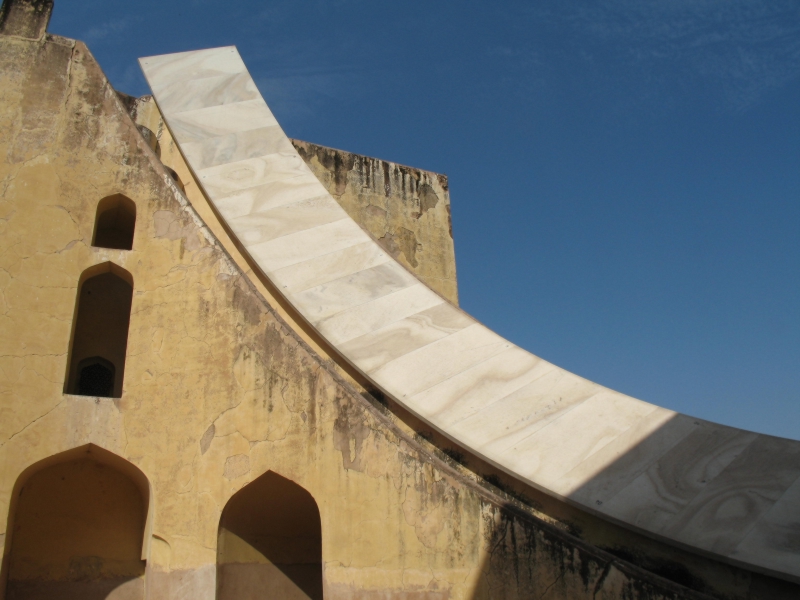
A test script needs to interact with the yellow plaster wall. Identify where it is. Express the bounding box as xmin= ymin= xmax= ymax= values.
xmin=0 ymin=33 xmax=488 ymax=600
xmin=8 ymin=458 xmax=145 ymax=581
